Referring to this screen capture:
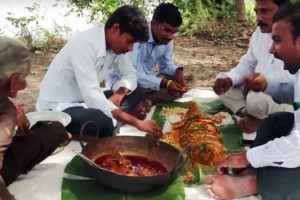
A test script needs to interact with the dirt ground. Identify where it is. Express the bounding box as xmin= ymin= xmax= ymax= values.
xmin=17 ymin=36 xmax=249 ymax=113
